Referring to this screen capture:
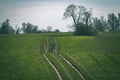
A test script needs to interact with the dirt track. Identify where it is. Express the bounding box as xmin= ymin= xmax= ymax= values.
xmin=42 ymin=37 xmax=86 ymax=80
xmin=44 ymin=55 xmax=63 ymax=80
xmin=60 ymin=55 xmax=86 ymax=80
